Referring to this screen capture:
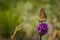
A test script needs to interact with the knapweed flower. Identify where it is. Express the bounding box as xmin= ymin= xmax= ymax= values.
xmin=36 ymin=22 xmax=48 ymax=36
